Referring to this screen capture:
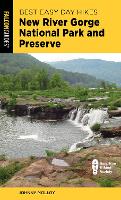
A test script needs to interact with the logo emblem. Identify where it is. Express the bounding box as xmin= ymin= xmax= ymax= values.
xmin=92 ymin=159 xmax=99 ymax=175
